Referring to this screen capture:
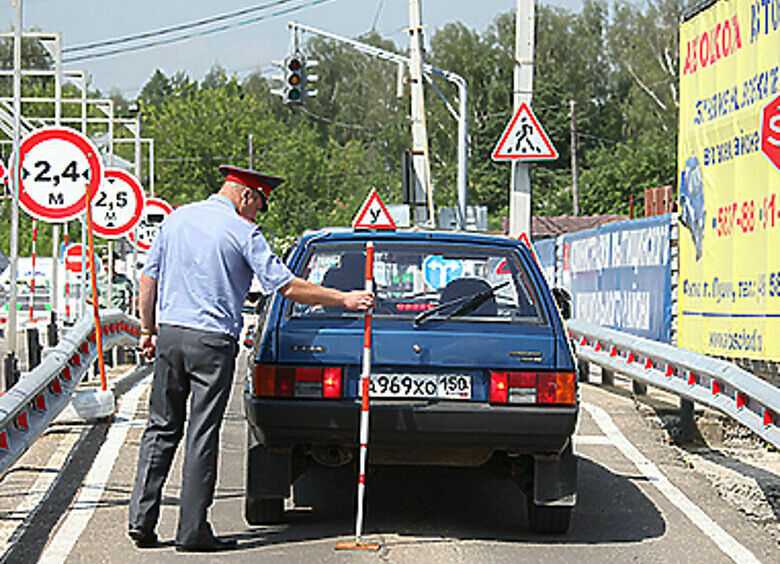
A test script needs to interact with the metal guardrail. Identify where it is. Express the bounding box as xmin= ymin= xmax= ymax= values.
xmin=568 ymin=319 xmax=780 ymax=449
xmin=0 ymin=310 xmax=141 ymax=476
